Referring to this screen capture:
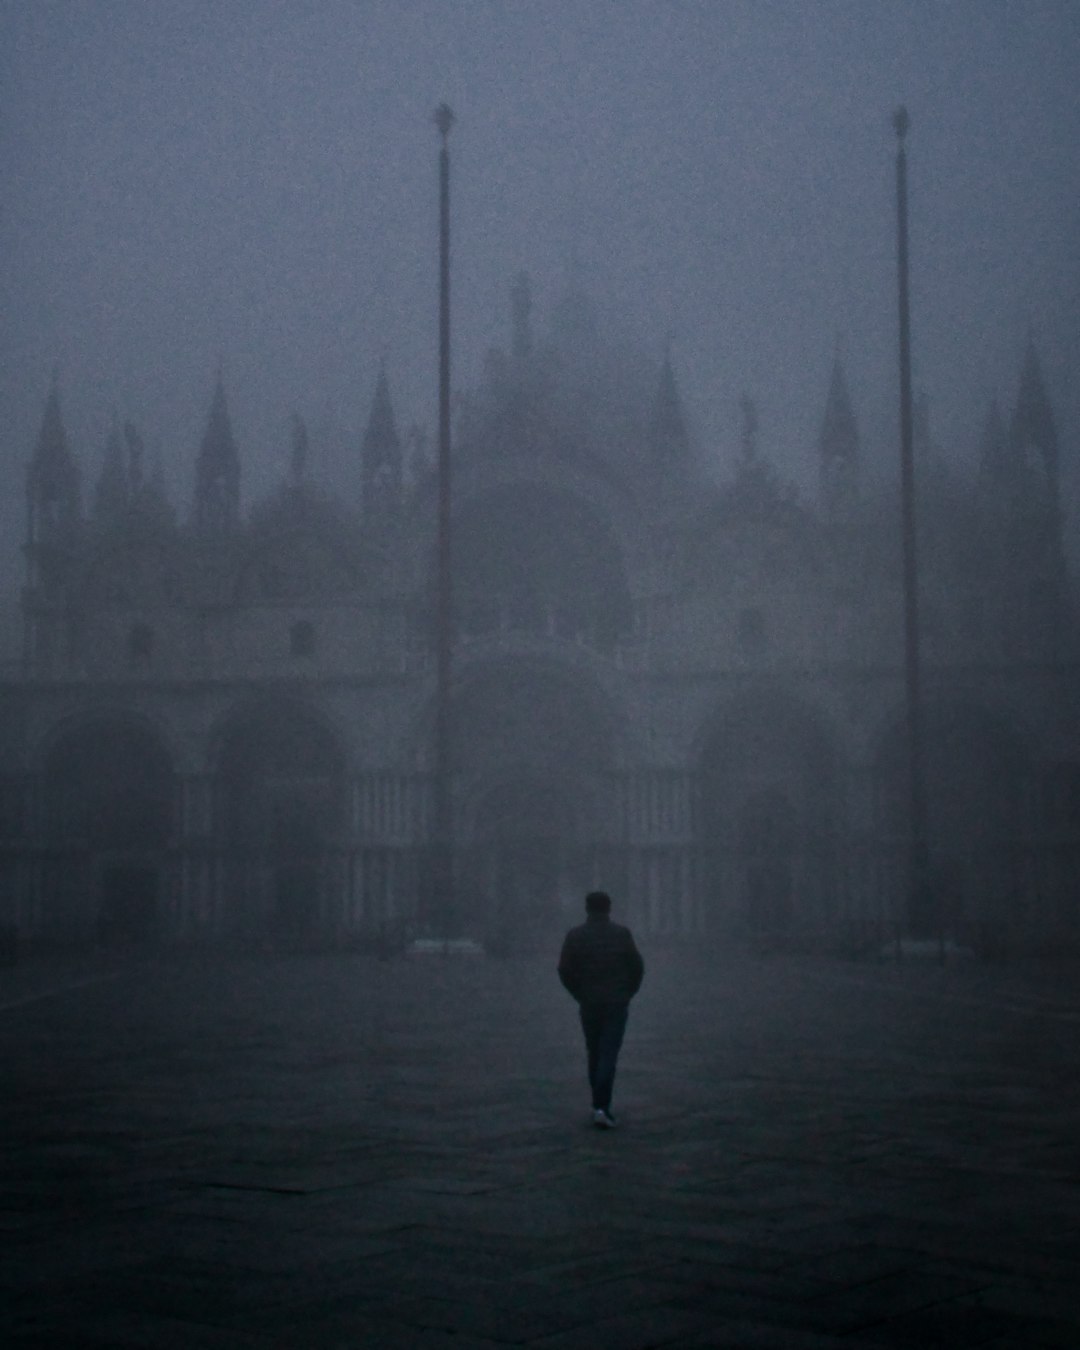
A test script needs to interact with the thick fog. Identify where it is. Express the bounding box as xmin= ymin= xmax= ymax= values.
xmin=2 ymin=0 xmax=1078 ymax=592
